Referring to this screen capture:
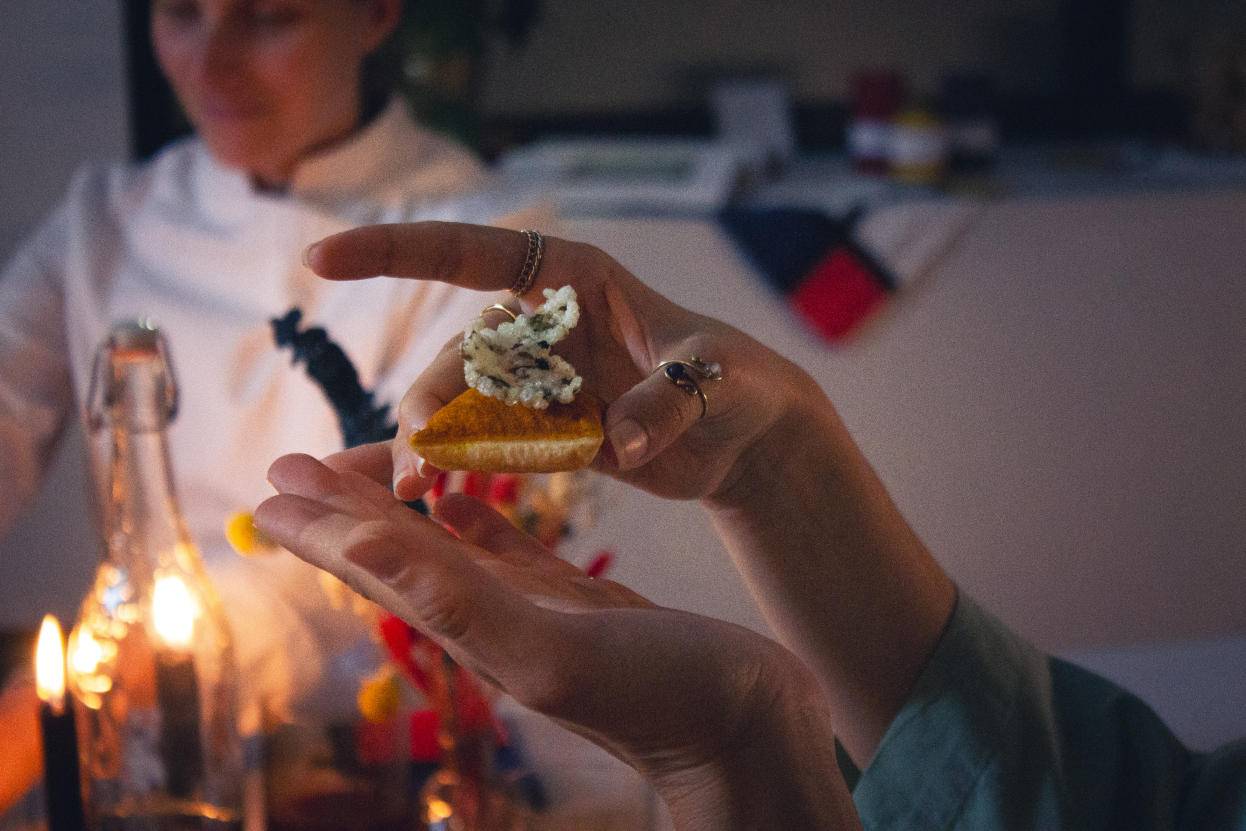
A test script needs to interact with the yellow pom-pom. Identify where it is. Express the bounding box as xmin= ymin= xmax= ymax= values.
xmin=225 ymin=511 xmax=277 ymax=557
xmin=358 ymin=672 xmax=402 ymax=723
